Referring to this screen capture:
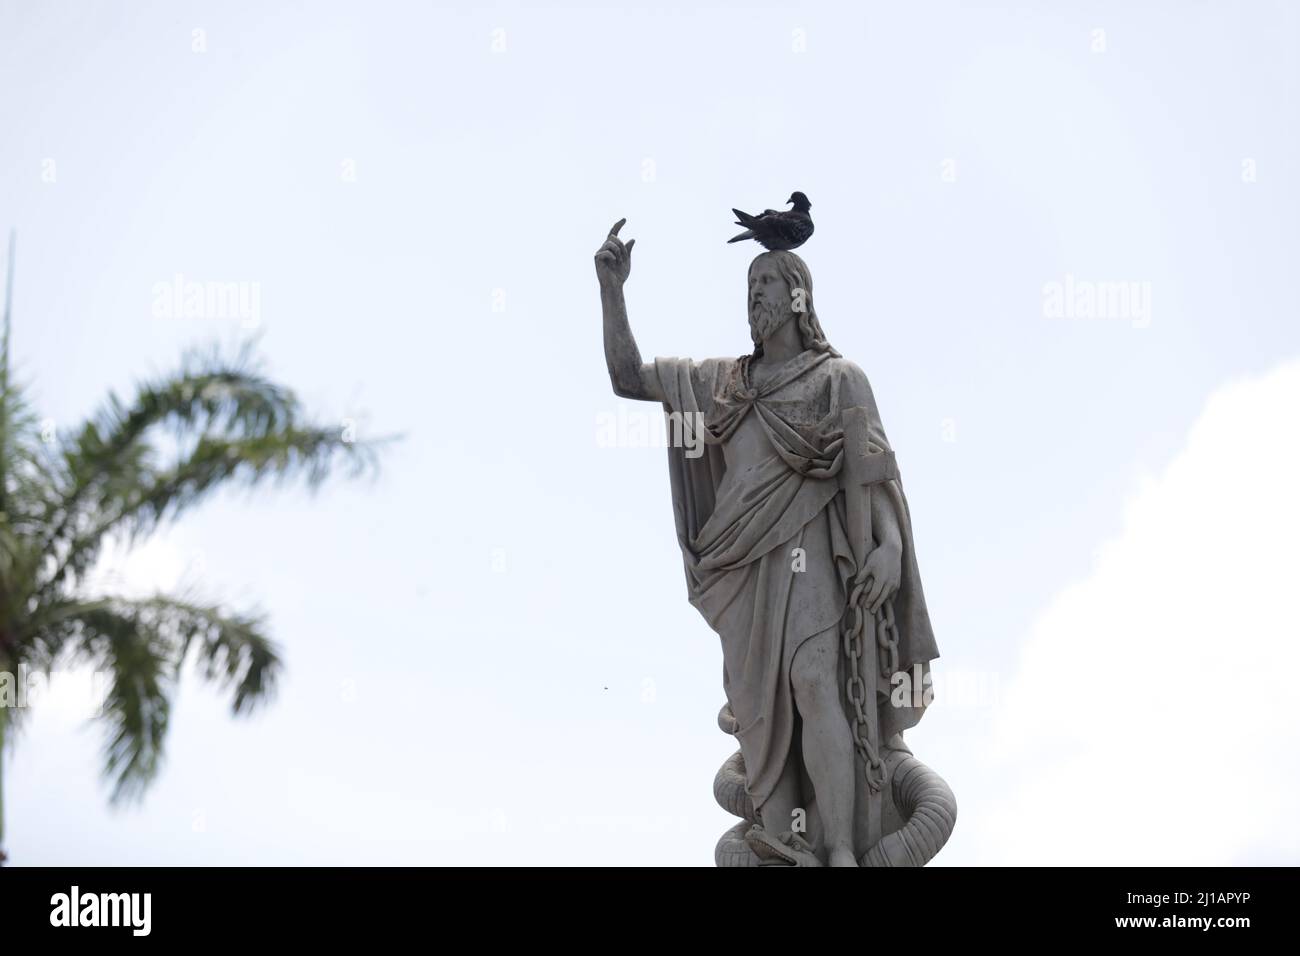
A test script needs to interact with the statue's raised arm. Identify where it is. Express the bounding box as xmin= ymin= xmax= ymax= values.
xmin=595 ymin=219 xmax=664 ymax=403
